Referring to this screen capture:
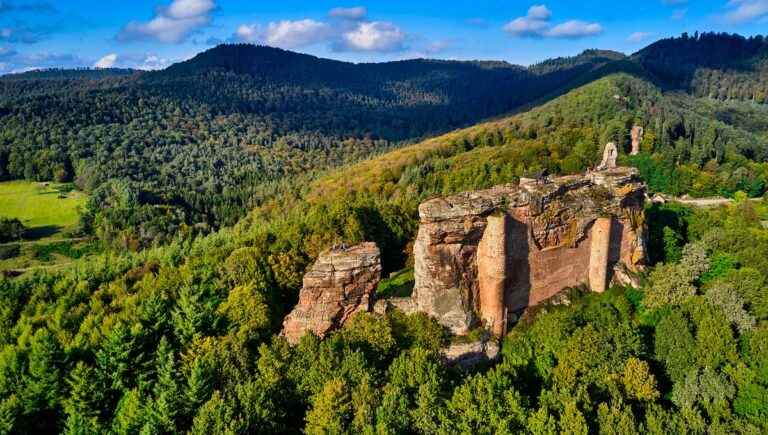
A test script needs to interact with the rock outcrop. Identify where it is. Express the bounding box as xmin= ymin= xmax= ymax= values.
xmin=598 ymin=142 xmax=618 ymax=170
xmin=411 ymin=165 xmax=647 ymax=334
xmin=281 ymin=243 xmax=381 ymax=344
xmin=442 ymin=339 xmax=500 ymax=369
xmin=630 ymin=126 xmax=644 ymax=156
xmin=477 ymin=215 xmax=508 ymax=336
xmin=588 ymin=217 xmax=612 ymax=293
